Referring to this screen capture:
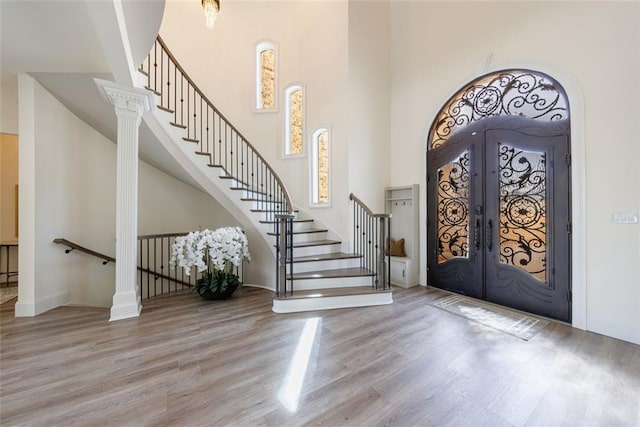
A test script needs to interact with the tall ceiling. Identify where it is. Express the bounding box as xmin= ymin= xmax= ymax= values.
xmin=0 ymin=0 xmax=207 ymax=192
xmin=1 ymin=0 xmax=108 ymax=74
xmin=1 ymin=0 xmax=164 ymax=75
